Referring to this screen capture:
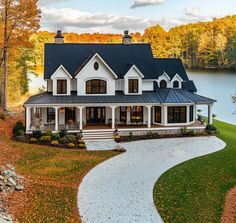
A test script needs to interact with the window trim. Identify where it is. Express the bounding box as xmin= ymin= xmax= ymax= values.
xmin=57 ymin=79 xmax=67 ymax=95
xmin=86 ymin=79 xmax=107 ymax=94
xmin=128 ymin=79 xmax=139 ymax=94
